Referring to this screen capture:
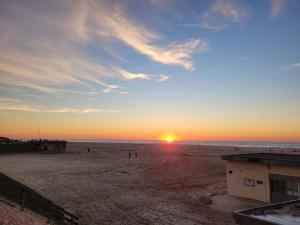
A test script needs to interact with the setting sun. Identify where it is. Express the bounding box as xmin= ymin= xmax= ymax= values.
xmin=161 ymin=134 xmax=177 ymax=143
xmin=166 ymin=136 xmax=173 ymax=143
